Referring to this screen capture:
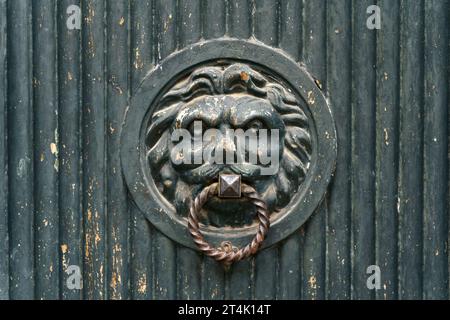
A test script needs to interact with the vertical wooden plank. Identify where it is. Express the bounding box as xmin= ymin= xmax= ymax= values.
xmin=7 ymin=0 xmax=34 ymax=300
xmin=301 ymin=0 xmax=327 ymax=300
xmin=226 ymin=260 xmax=253 ymax=300
xmin=350 ymin=0 xmax=377 ymax=300
xmin=303 ymin=0 xmax=327 ymax=82
xmin=178 ymin=0 xmax=201 ymax=47
xmin=129 ymin=0 xmax=153 ymax=300
xmin=106 ymin=0 xmax=130 ymax=300
xmin=254 ymin=245 xmax=278 ymax=299
xmin=0 ymin=0 xmax=8 ymax=301
xmin=130 ymin=204 xmax=153 ymax=300
xmin=326 ymin=0 xmax=352 ymax=300
xmin=423 ymin=0 xmax=449 ymax=300
xmin=228 ymin=0 xmax=251 ymax=39
xmin=203 ymin=0 xmax=227 ymax=39
xmin=254 ymin=0 xmax=278 ymax=47
xmin=375 ymin=0 xmax=400 ymax=300
xmin=302 ymin=207 xmax=327 ymax=300
xmin=278 ymin=232 xmax=302 ymax=300
xmin=398 ymin=0 xmax=424 ymax=300
xmin=153 ymin=0 xmax=177 ymax=300
xmin=224 ymin=0 xmax=253 ymax=300
xmin=33 ymin=0 xmax=60 ymax=300
xmin=155 ymin=0 xmax=177 ymax=59
xmin=176 ymin=0 xmax=202 ymax=300
xmin=177 ymin=250 xmax=202 ymax=300
xmin=82 ymin=0 xmax=107 ymax=300
xmin=200 ymin=1 xmax=227 ymax=300
xmin=130 ymin=0 xmax=154 ymax=91
xmin=277 ymin=0 xmax=303 ymax=300
xmin=153 ymin=229 xmax=176 ymax=300
xmin=253 ymin=0 xmax=279 ymax=301
xmin=448 ymin=11 xmax=450 ymax=301
xmin=279 ymin=0 xmax=301 ymax=60
xmin=201 ymin=259 xmax=225 ymax=300
xmin=58 ymin=0 xmax=83 ymax=300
